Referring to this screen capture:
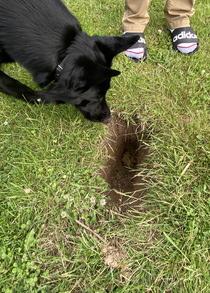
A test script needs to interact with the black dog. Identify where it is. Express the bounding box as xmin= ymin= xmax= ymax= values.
xmin=0 ymin=0 xmax=138 ymax=123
